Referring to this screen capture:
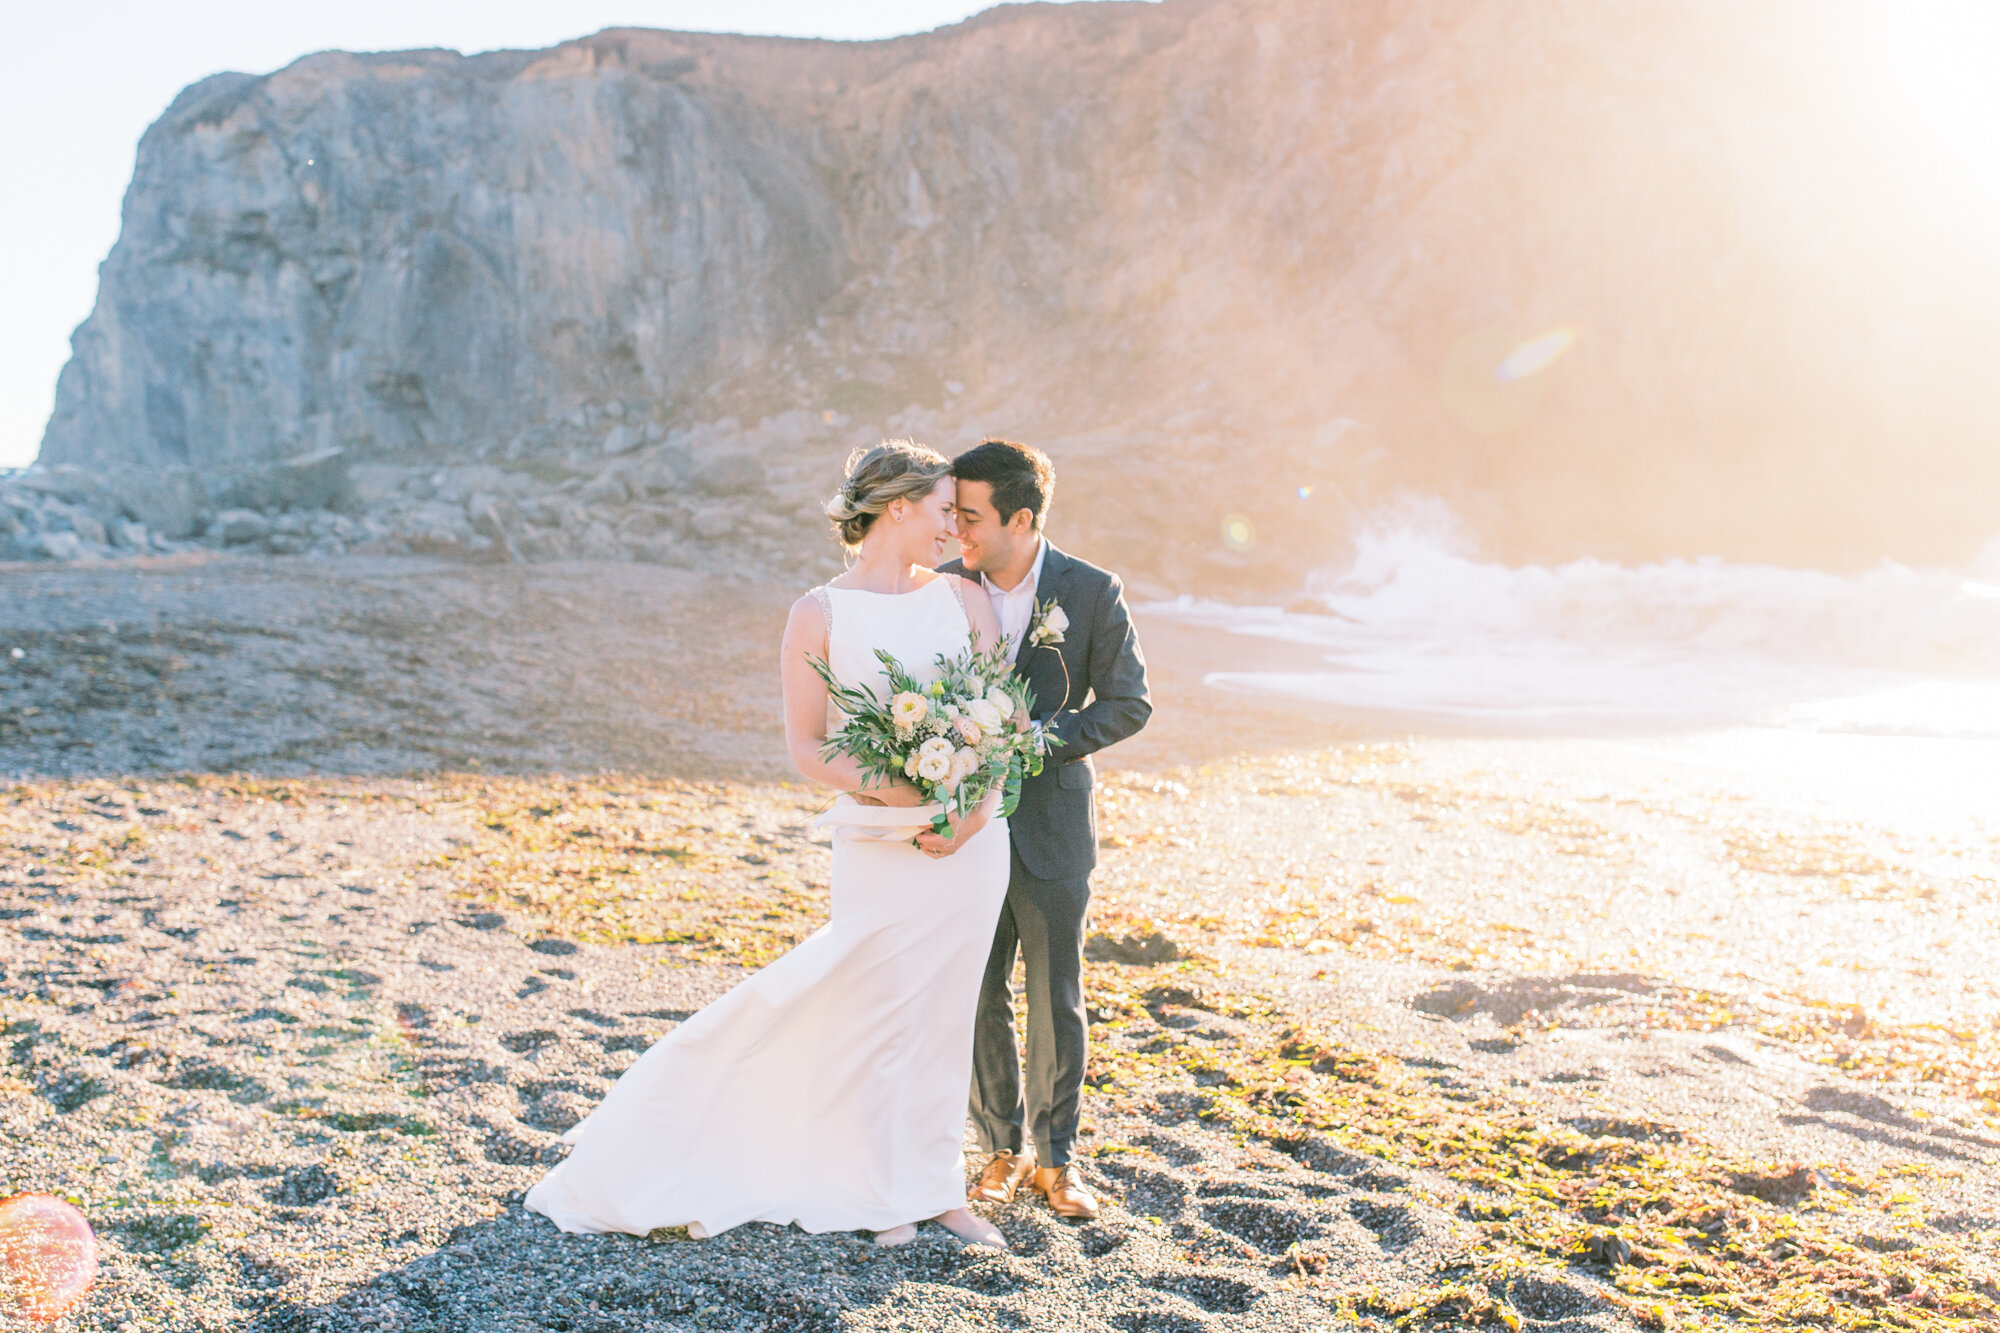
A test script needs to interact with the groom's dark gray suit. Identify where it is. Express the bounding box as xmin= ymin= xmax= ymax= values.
xmin=939 ymin=541 xmax=1151 ymax=1167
